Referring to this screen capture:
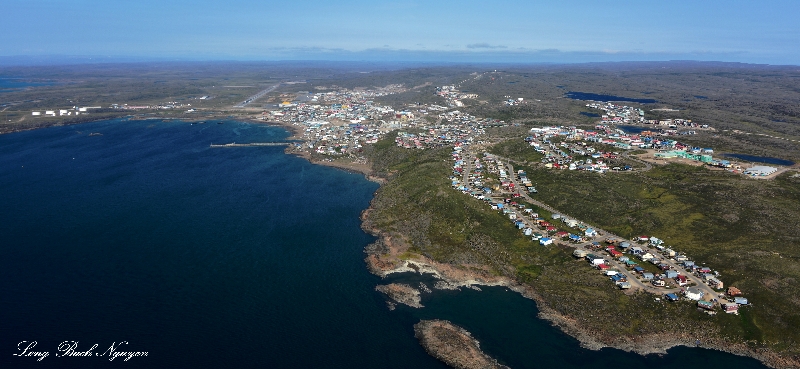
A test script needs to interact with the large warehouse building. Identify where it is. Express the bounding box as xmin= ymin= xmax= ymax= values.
xmin=743 ymin=166 xmax=778 ymax=176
